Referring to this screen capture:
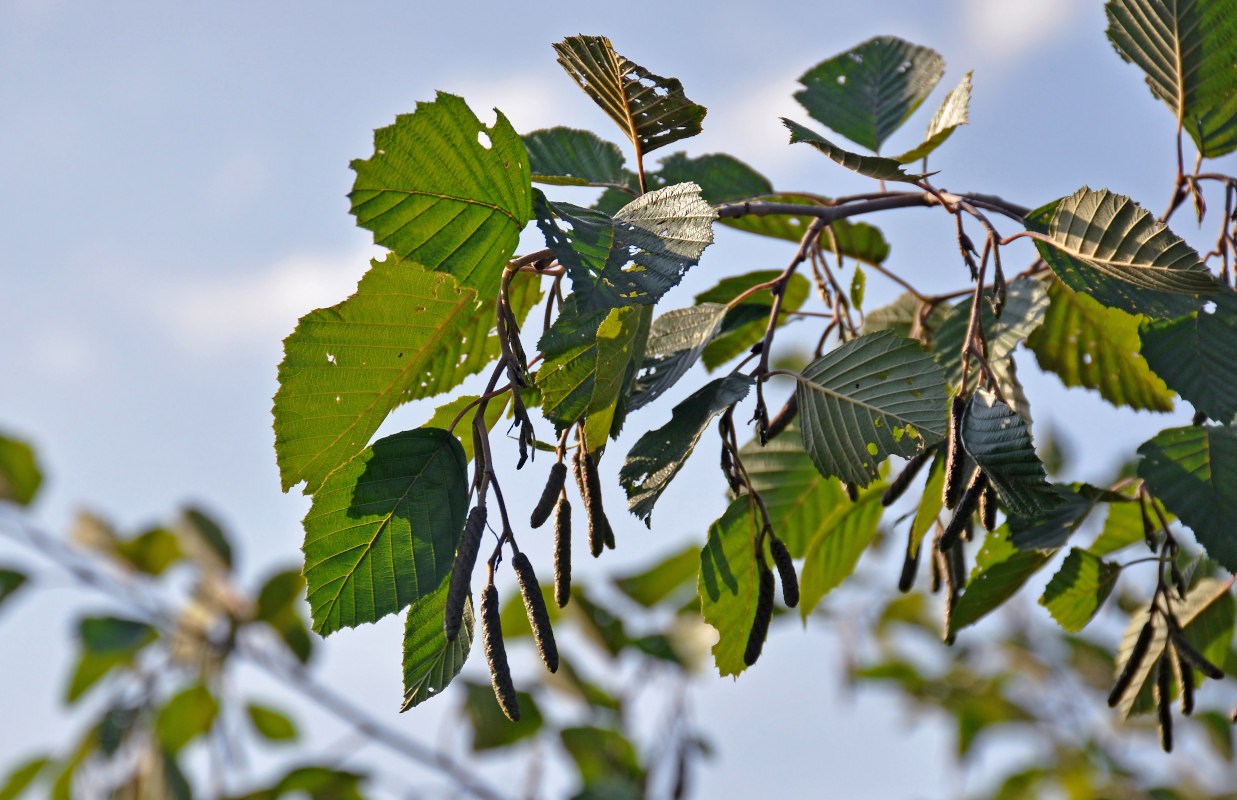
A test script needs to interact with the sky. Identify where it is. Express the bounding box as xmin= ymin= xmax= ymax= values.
xmin=0 ymin=0 xmax=1225 ymax=797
